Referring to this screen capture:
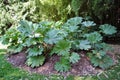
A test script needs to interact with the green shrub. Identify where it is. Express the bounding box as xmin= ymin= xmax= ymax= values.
xmin=0 ymin=0 xmax=116 ymax=35
xmin=0 ymin=0 xmax=71 ymax=35
xmin=22 ymin=0 xmax=71 ymax=22
xmin=1 ymin=17 xmax=117 ymax=72
xmin=0 ymin=1 xmax=26 ymax=35
xmin=0 ymin=3 xmax=13 ymax=35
